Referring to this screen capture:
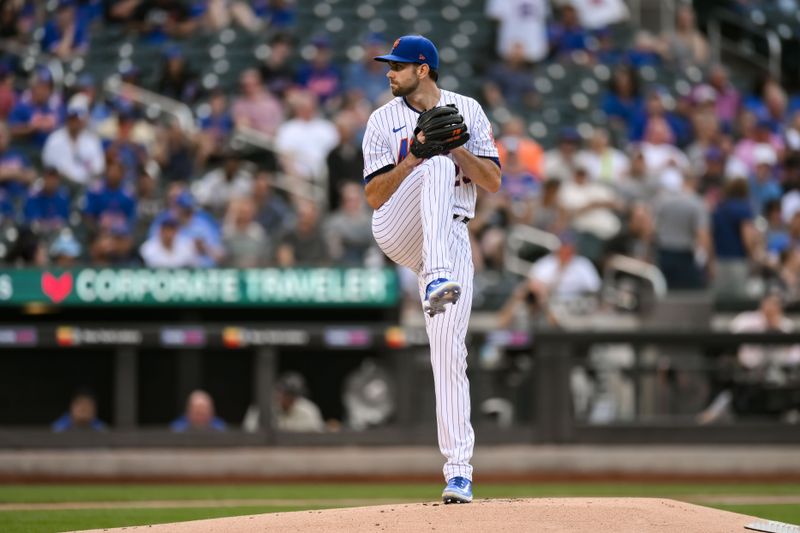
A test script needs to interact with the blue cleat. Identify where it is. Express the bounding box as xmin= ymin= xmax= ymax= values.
xmin=442 ymin=476 xmax=473 ymax=504
xmin=423 ymin=278 xmax=461 ymax=317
